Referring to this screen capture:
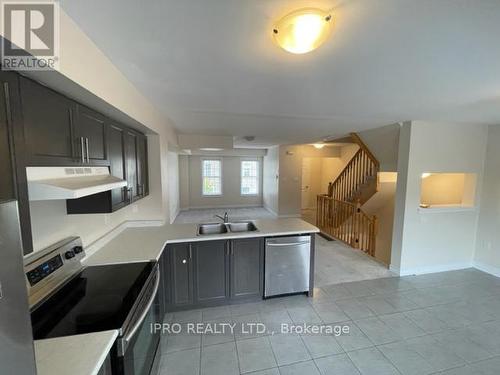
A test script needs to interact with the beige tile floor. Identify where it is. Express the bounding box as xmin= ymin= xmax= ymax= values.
xmin=159 ymin=268 xmax=500 ymax=375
